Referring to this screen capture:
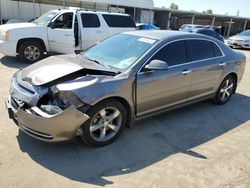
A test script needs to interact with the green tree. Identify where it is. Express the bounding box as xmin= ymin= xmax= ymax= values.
xmin=202 ymin=9 xmax=213 ymax=14
xmin=169 ymin=3 xmax=179 ymax=10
